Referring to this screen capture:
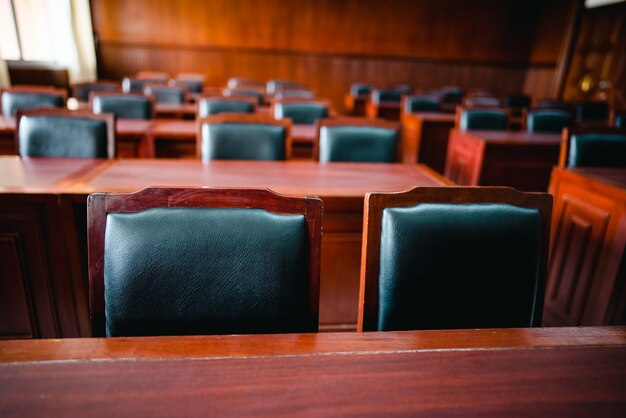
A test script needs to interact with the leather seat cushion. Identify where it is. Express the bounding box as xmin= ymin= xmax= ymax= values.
xmin=275 ymin=103 xmax=328 ymax=124
xmin=201 ymin=123 xmax=286 ymax=160
xmin=319 ymin=126 xmax=397 ymax=163
xmin=460 ymin=110 xmax=508 ymax=131
xmin=93 ymin=96 xmax=152 ymax=119
xmin=378 ymin=203 xmax=542 ymax=331
xmin=569 ymin=133 xmax=626 ymax=167
xmin=199 ymin=100 xmax=254 ymax=117
xmin=104 ymin=207 xmax=312 ymax=336
xmin=527 ymin=110 xmax=573 ymax=133
xmin=2 ymin=92 xmax=64 ymax=117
